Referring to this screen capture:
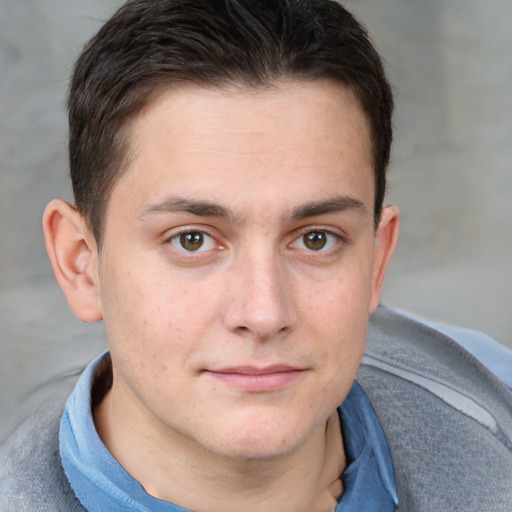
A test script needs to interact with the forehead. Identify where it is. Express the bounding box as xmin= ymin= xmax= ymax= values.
xmin=110 ymin=80 xmax=374 ymax=220
xmin=133 ymin=79 xmax=371 ymax=150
